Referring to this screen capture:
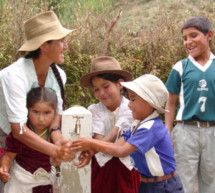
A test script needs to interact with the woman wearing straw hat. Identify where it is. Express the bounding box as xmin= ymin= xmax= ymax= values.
xmin=0 ymin=11 xmax=75 ymax=189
